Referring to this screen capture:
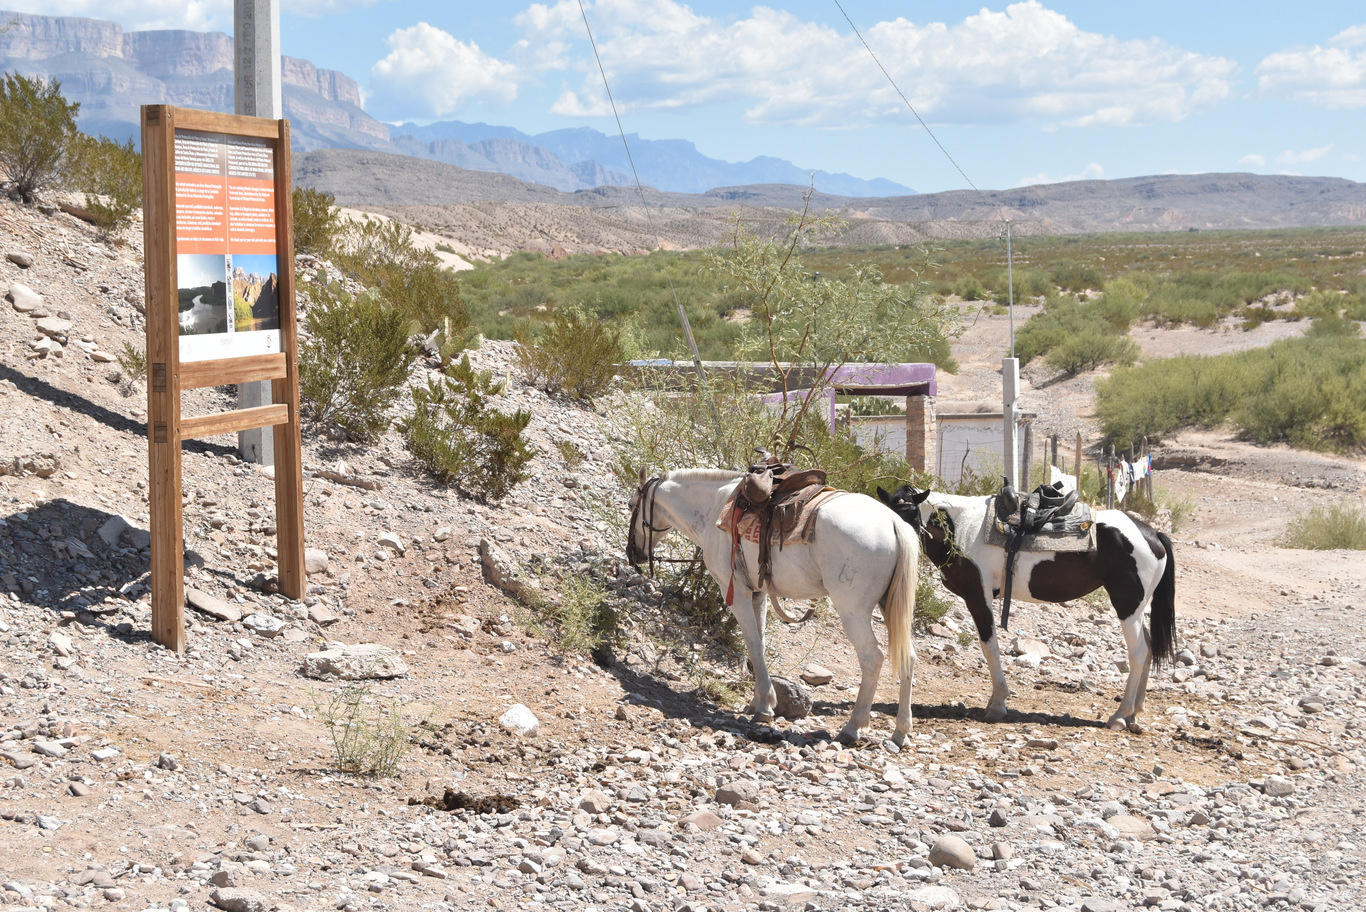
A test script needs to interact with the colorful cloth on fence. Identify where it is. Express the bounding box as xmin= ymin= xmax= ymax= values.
xmin=1109 ymin=455 xmax=1153 ymax=503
